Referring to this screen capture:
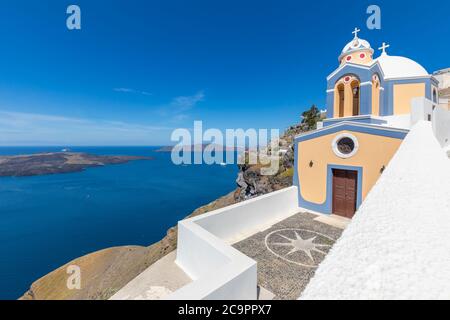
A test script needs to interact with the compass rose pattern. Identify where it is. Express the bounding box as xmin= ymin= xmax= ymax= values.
xmin=265 ymin=229 xmax=335 ymax=267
